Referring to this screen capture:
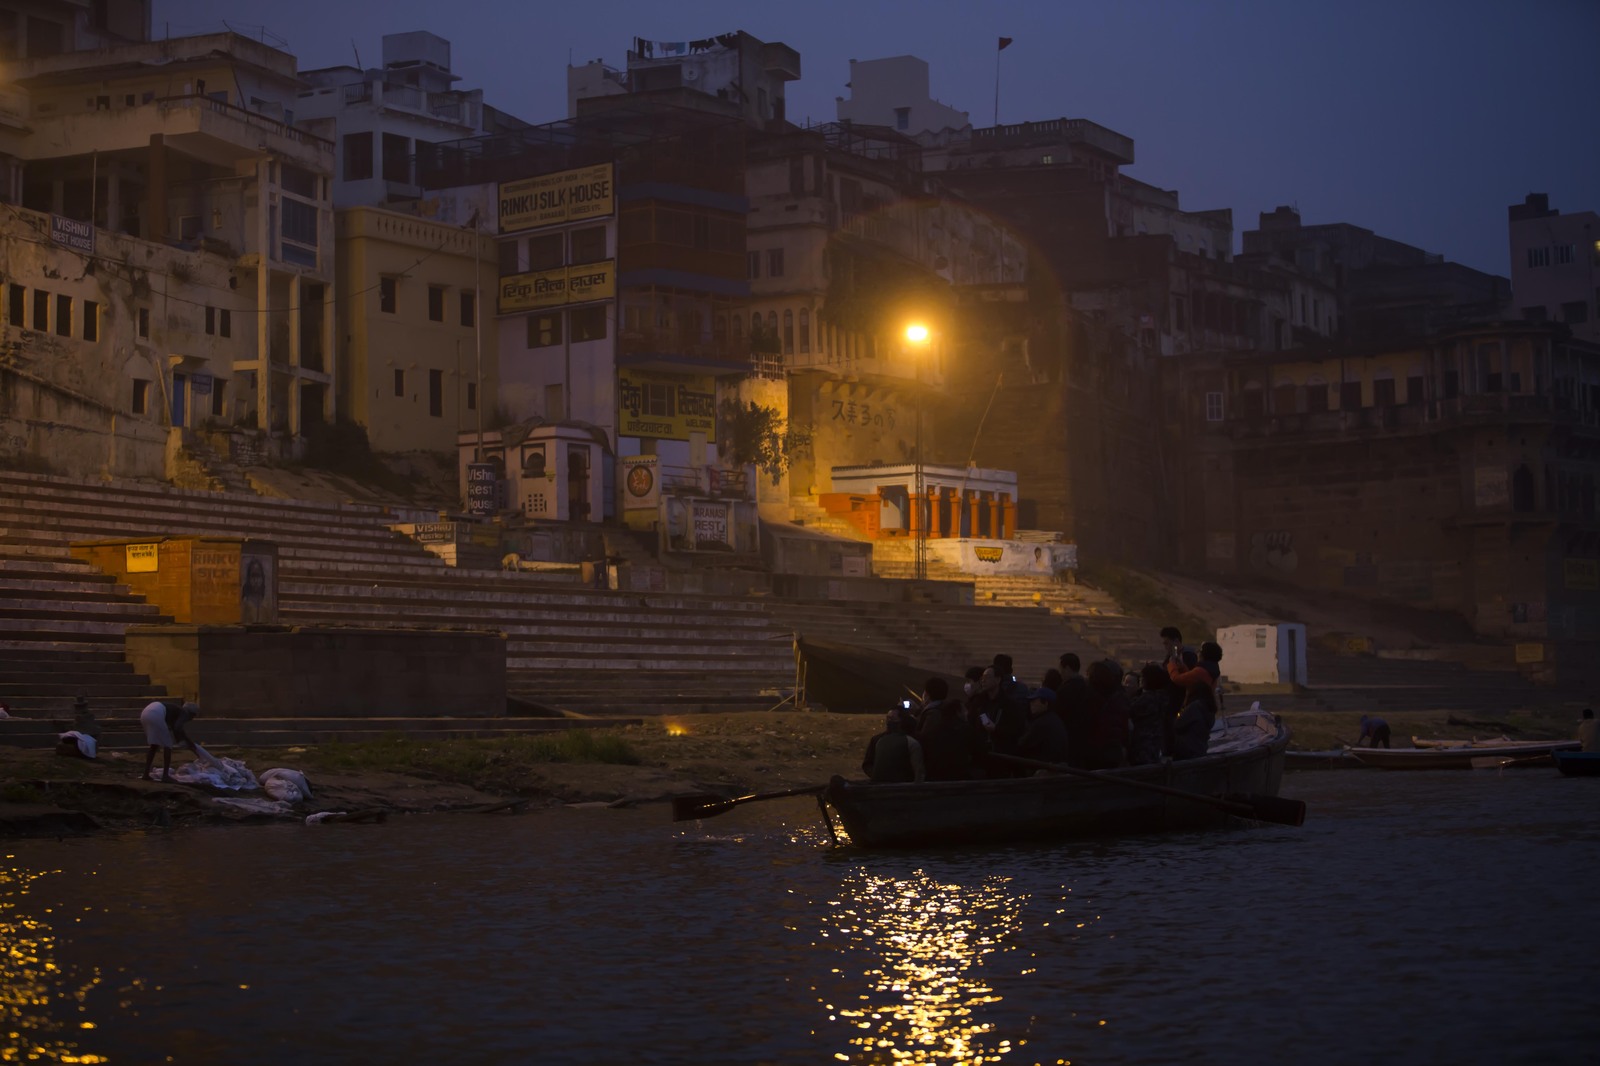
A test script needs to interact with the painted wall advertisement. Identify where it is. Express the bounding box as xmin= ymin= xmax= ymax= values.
xmin=617 ymin=368 xmax=716 ymax=442
xmin=498 ymin=163 xmax=615 ymax=233
xmin=497 ymin=260 xmax=615 ymax=314
xmin=932 ymin=539 xmax=1078 ymax=576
